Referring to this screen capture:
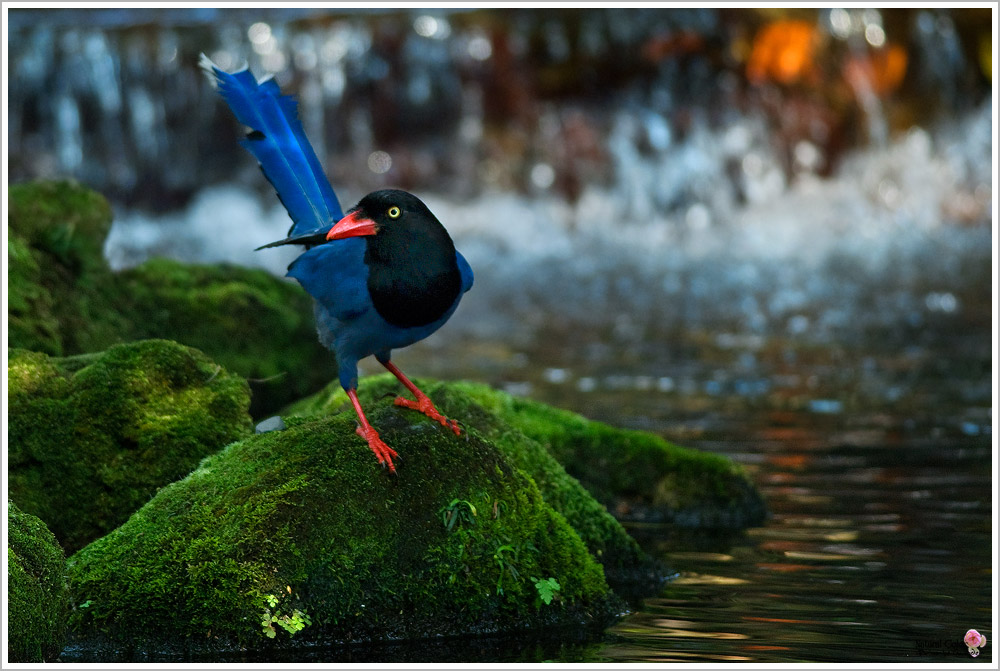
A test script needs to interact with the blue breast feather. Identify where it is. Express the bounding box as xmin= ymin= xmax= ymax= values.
xmin=286 ymin=238 xmax=372 ymax=322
